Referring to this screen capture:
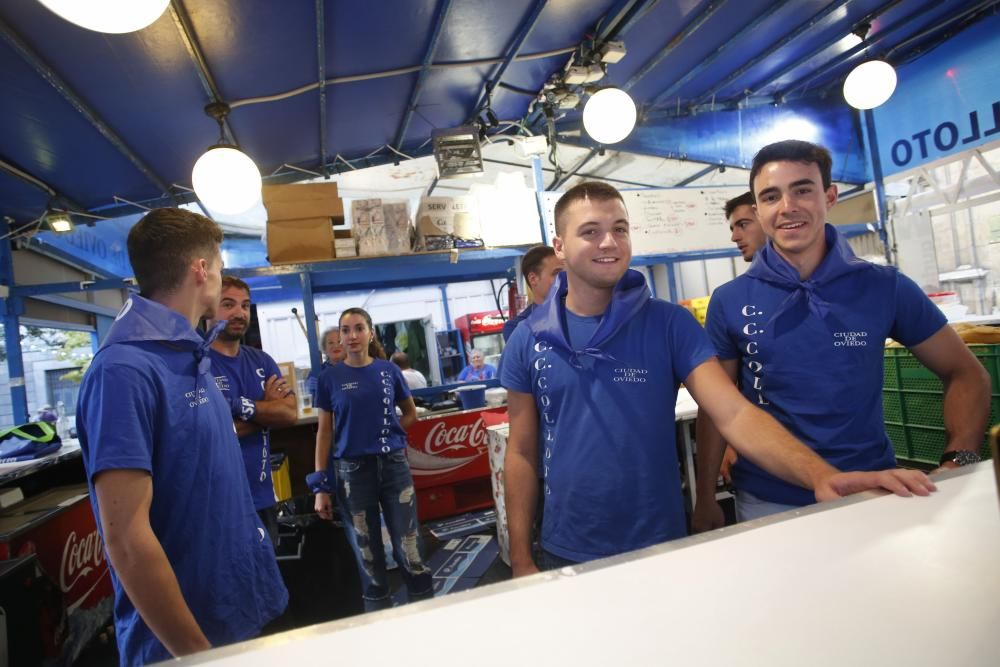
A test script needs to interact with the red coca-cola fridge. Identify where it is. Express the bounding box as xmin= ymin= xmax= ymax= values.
xmin=454 ymin=311 xmax=506 ymax=368
xmin=0 ymin=483 xmax=113 ymax=661
xmin=406 ymin=406 xmax=508 ymax=521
